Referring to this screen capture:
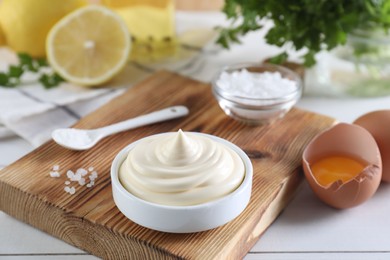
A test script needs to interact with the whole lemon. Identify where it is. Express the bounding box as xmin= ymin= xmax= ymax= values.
xmin=0 ymin=0 xmax=86 ymax=57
